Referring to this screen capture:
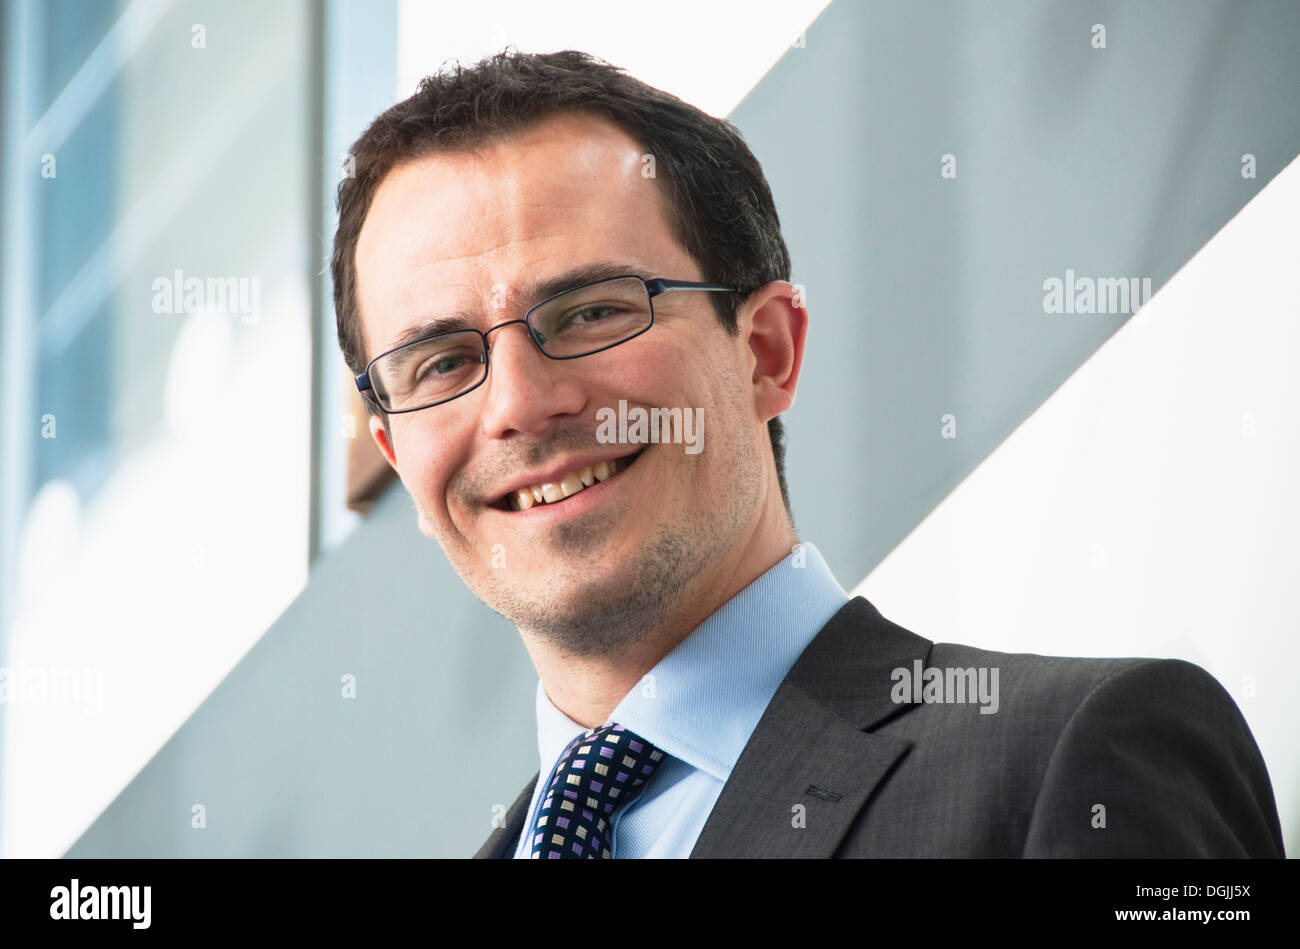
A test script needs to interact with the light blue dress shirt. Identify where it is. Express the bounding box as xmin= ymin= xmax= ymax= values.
xmin=512 ymin=542 xmax=850 ymax=858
